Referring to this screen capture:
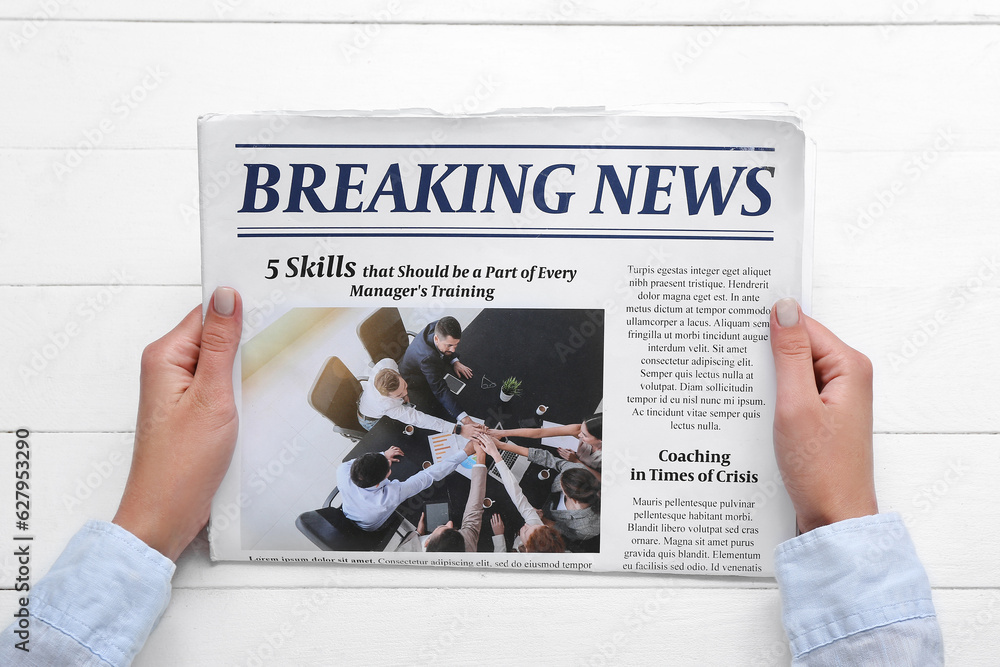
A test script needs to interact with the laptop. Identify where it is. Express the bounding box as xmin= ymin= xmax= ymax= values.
xmin=428 ymin=419 xmax=531 ymax=483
